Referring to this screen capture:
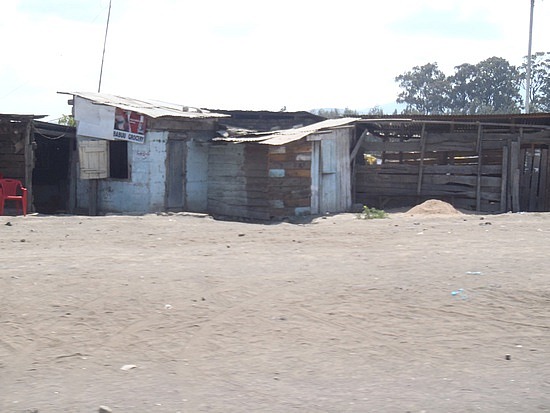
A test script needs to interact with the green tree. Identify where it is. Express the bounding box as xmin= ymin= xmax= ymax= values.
xmin=342 ymin=107 xmax=359 ymax=116
xmin=447 ymin=63 xmax=479 ymax=114
xmin=520 ymin=51 xmax=550 ymax=112
xmin=470 ymin=57 xmax=522 ymax=113
xmin=395 ymin=62 xmax=450 ymax=114
xmin=396 ymin=57 xmax=523 ymax=115
xmin=58 ymin=114 xmax=76 ymax=126
xmin=366 ymin=106 xmax=384 ymax=116
xmin=313 ymin=108 xmax=358 ymax=119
